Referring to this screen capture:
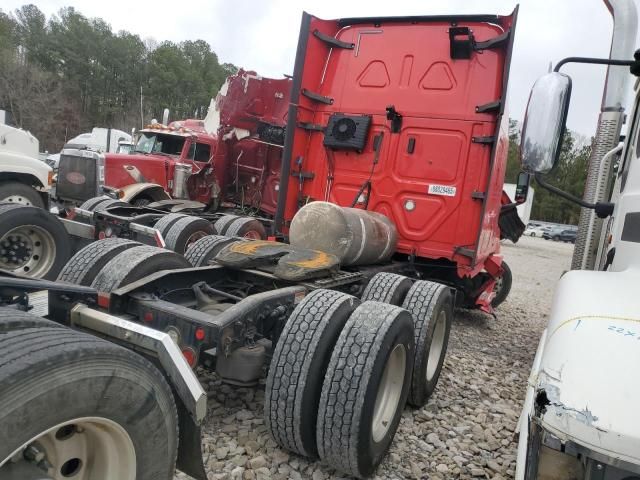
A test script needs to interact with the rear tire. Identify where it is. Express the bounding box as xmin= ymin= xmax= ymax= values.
xmin=265 ymin=289 xmax=359 ymax=458
xmin=361 ymin=272 xmax=413 ymax=306
xmin=402 ymin=281 xmax=452 ymax=407
xmin=316 ymin=301 xmax=414 ymax=478
xmin=0 ymin=181 xmax=45 ymax=208
xmin=225 ymin=217 xmax=267 ymax=239
xmin=164 ymin=216 xmax=215 ymax=254
xmin=491 ymin=261 xmax=512 ymax=308
xmin=0 ymin=203 xmax=71 ymax=279
xmin=79 ymin=196 xmax=112 ymax=211
xmin=94 ymin=198 xmax=129 ymax=211
xmin=213 ymin=215 xmax=240 ymax=235
xmin=153 ymin=213 xmax=188 ymax=238
xmin=91 ymin=245 xmax=191 ymax=292
xmin=57 ymin=238 xmax=140 ymax=286
xmin=0 ymin=308 xmax=178 ymax=480
xmin=184 ymin=235 xmax=238 ymax=267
